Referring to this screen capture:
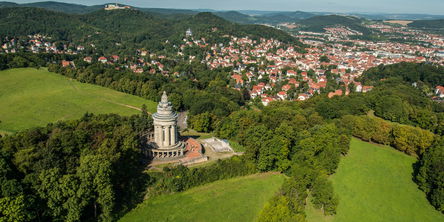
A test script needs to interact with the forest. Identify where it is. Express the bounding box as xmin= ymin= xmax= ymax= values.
xmin=0 ymin=111 xmax=153 ymax=221
xmin=360 ymin=62 xmax=444 ymax=88
xmin=297 ymin=15 xmax=372 ymax=35
xmin=0 ymin=7 xmax=304 ymax=55
xmin=409 ymin=19 xmax=444 ymax=34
